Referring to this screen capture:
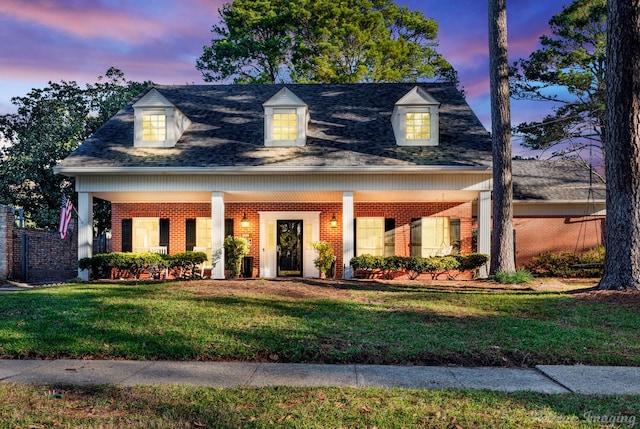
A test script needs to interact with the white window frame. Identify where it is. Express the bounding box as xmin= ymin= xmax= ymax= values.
xmin=132 ymin=217 xmax=160 ymax=253
xmin=391 ymin=86 xmax=440 ymax=147
xmin=356 ymin=217 xmax=385 ymax=257
xmin=263 ymin=87 xmax=308 ymax=147
xmin=421 ymin=216 xmax=450 ymax=257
